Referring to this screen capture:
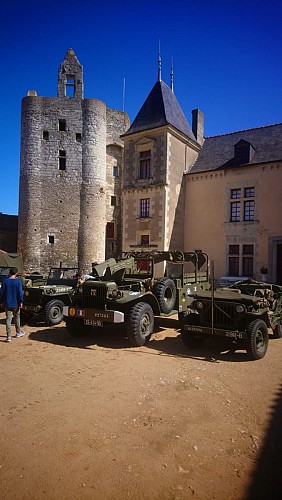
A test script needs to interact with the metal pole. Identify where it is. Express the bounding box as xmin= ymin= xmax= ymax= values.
xmin=211 ymin=260 xmax=214 ymax=335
